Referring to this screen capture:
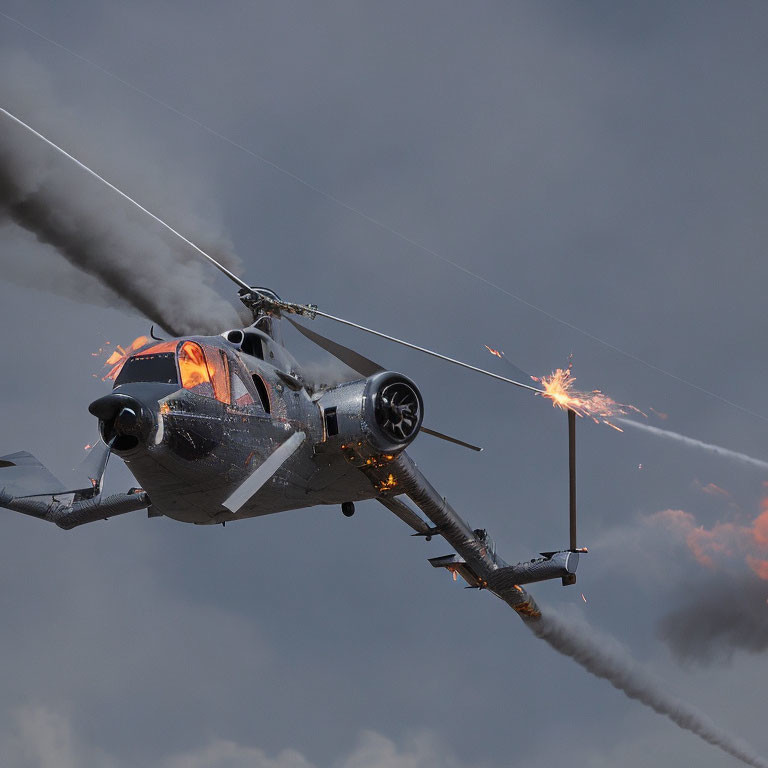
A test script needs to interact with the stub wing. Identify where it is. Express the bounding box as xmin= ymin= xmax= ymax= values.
xmin=0 ymin=487 xmax=150 ymax=530
xmin=0 ymin=450 xmax=149 ymax=529
xmin=0 ymin=451 xmax=68 ymax=498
